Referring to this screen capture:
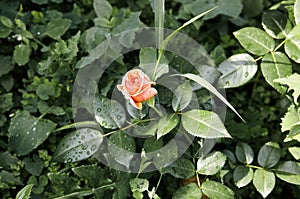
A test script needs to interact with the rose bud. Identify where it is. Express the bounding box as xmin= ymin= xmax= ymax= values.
xmin=117 ymin=69 xmax=158 ymax=109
